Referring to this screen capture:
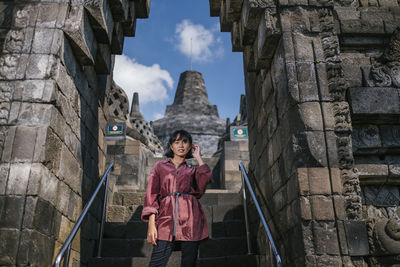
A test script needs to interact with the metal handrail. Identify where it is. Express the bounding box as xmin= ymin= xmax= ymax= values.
xmin=54 ymin=162 xmax=114 ymax=267
xmin=239 ymin=162 xmax=282 ymax=267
